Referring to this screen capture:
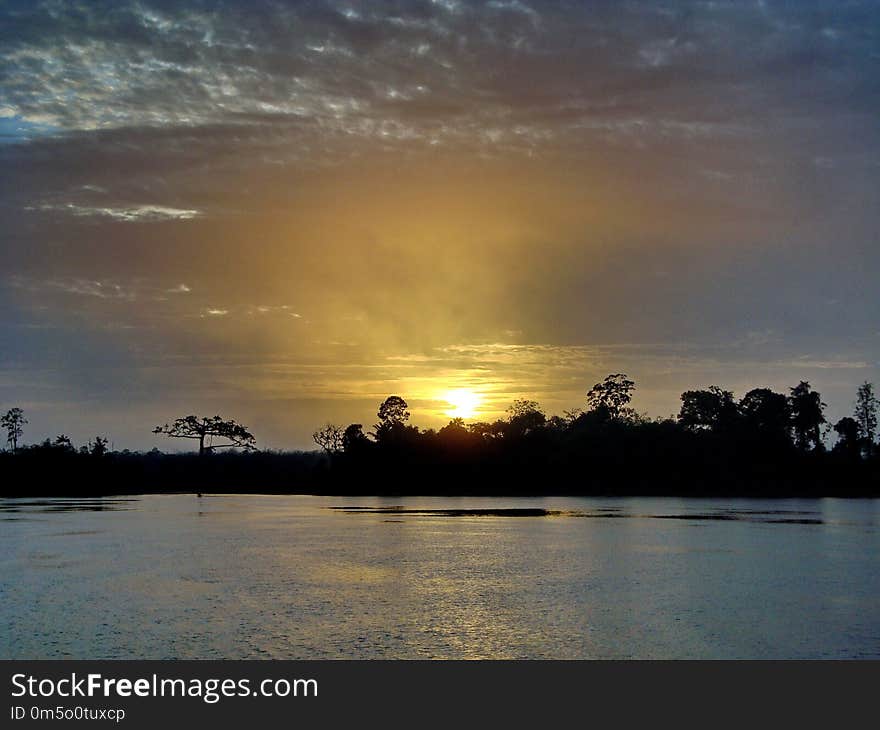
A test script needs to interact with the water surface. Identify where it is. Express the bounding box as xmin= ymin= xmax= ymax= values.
xmin=1 ymin=494 xmax=878 ymax=659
